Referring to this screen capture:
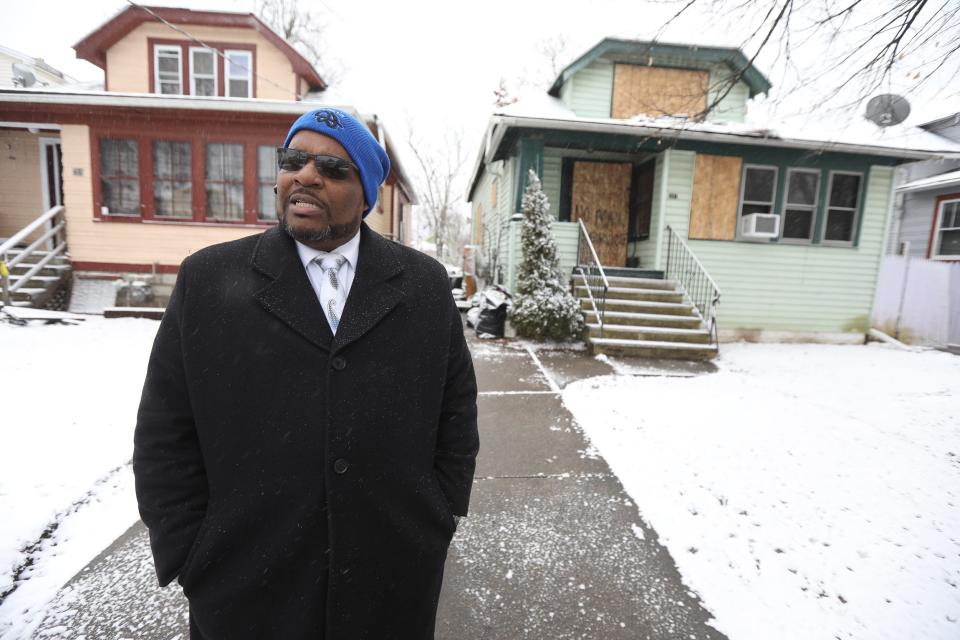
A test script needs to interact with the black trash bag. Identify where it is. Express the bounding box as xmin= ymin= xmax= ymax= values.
xmin=473 ymin=286 xmax=511 ymax=338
